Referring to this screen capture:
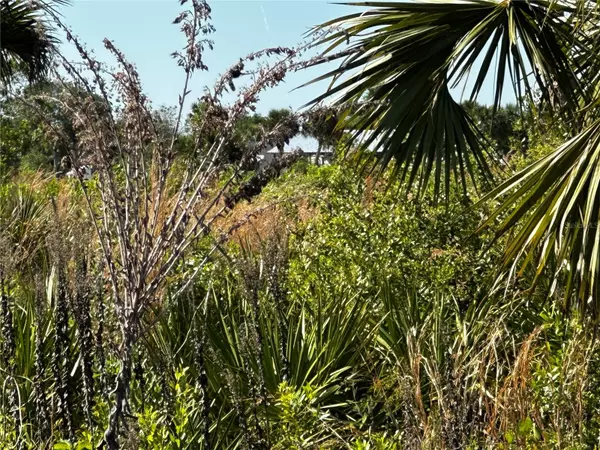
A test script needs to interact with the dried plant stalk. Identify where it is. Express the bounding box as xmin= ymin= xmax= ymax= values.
xmin=6 ymin=1 xmax=341 ymax=447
